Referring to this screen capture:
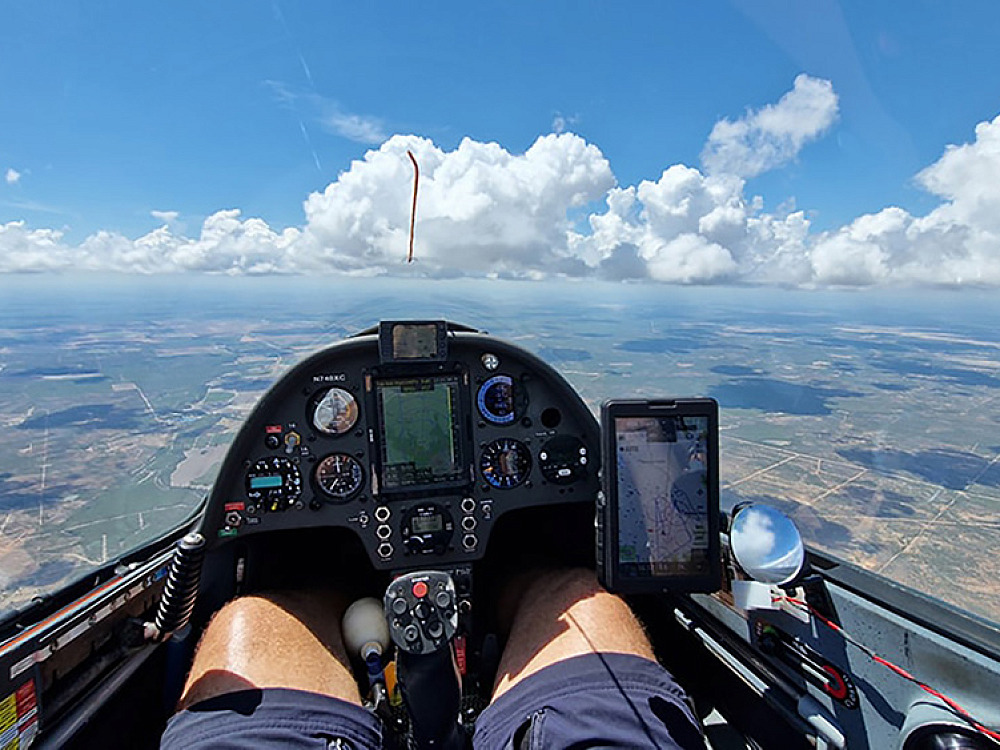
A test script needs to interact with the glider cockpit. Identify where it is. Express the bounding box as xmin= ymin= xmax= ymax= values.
xmin=2 ymin=321 xmax=999 ymax=750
